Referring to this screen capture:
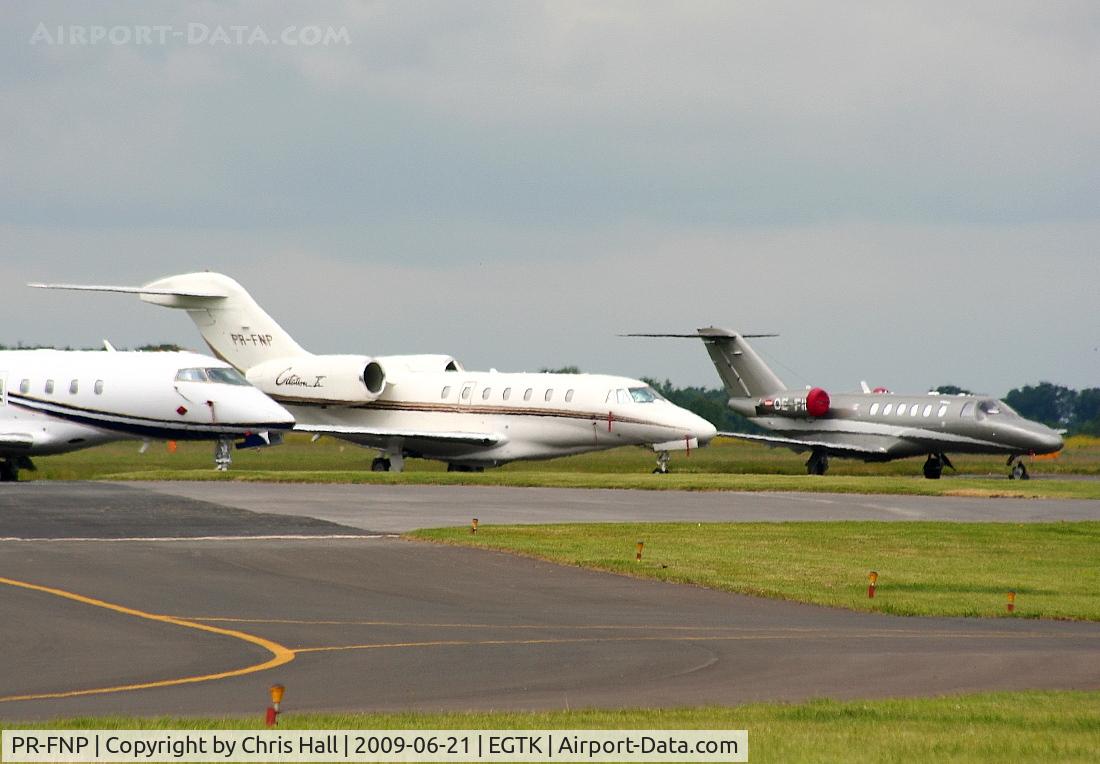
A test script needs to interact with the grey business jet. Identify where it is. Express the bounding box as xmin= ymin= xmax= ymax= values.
xmin=627 ymin=328 xmax=1064 ymax=479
